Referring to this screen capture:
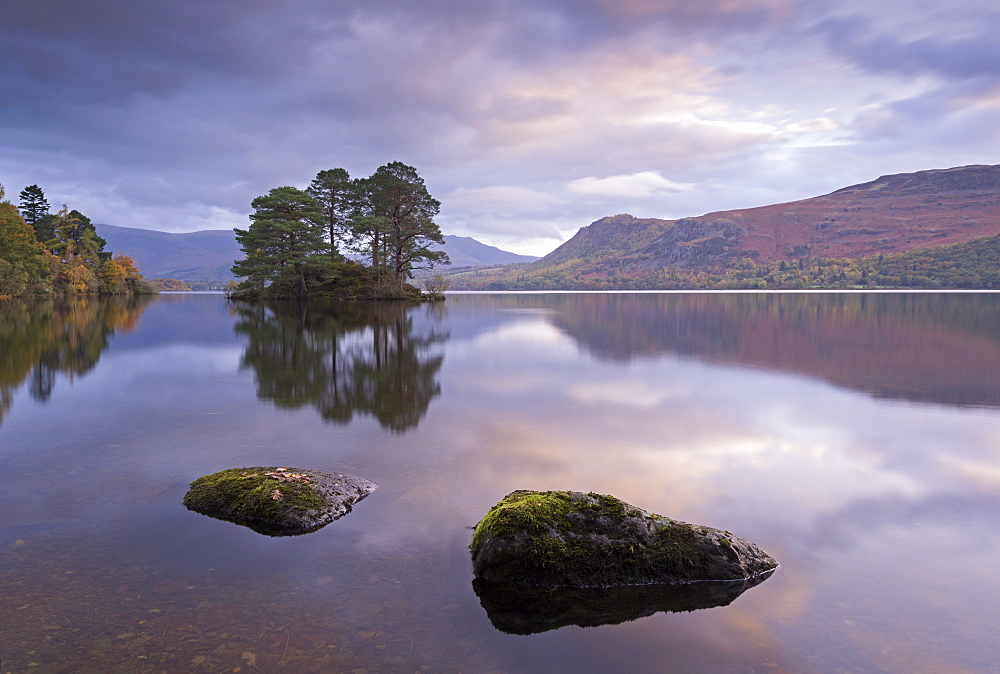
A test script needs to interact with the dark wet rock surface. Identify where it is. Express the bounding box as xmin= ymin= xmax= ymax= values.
xmin=471 ymin=490 xmax=777 ymax=587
